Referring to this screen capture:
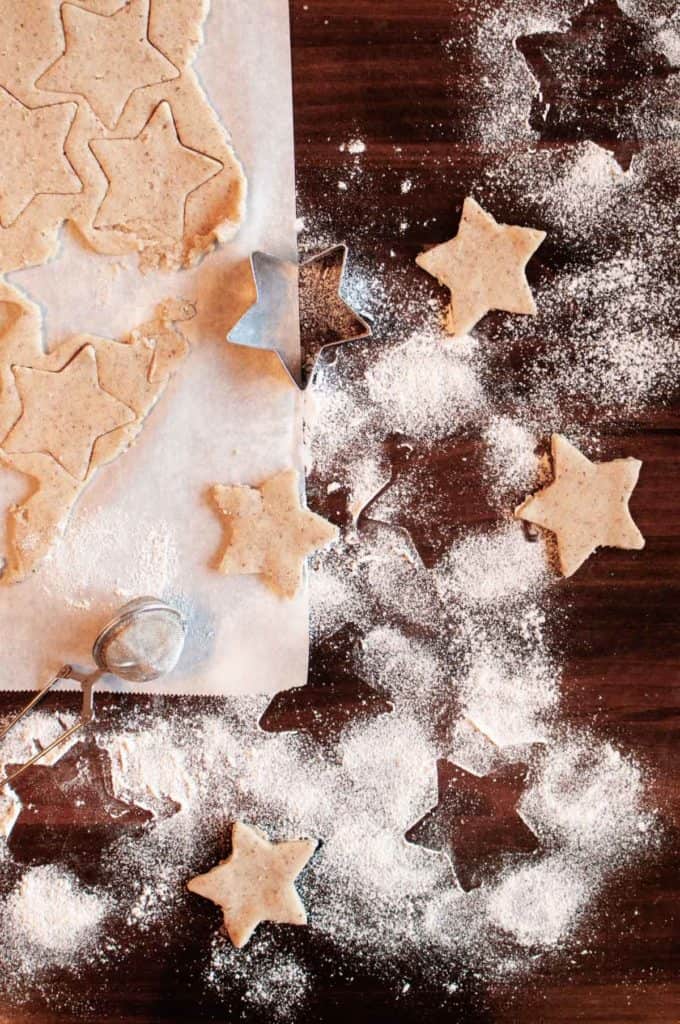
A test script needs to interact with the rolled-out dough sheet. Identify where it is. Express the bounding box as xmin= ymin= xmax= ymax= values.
xmin=0 ymin=0 xmax=306 ymax=696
